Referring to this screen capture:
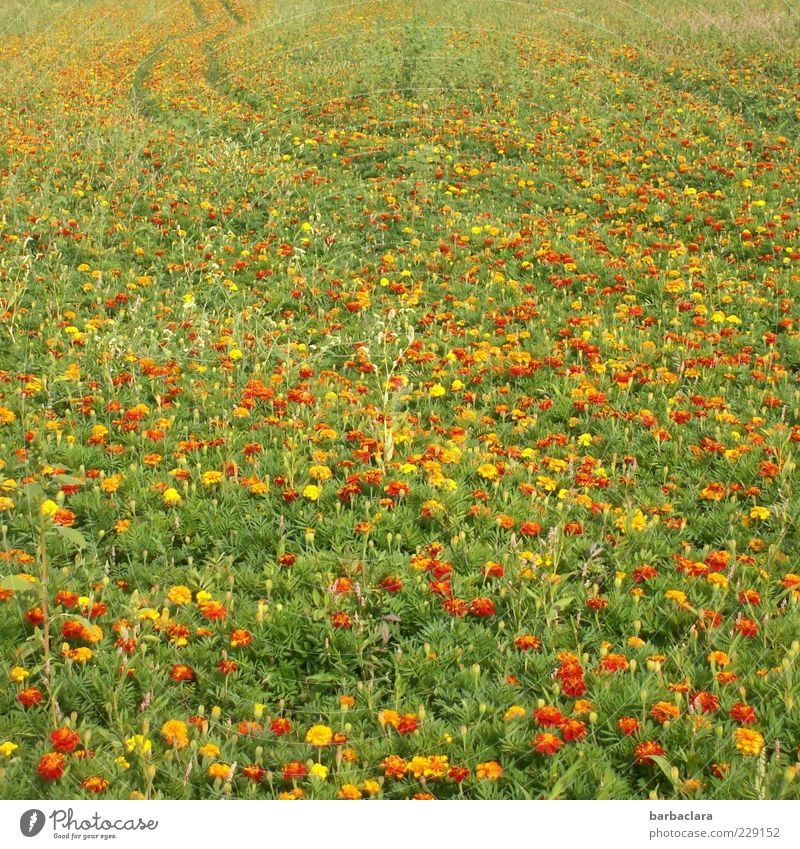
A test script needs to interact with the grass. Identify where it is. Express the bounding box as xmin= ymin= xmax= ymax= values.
xmin=0 ymin=0 xmax=798 ymax=800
